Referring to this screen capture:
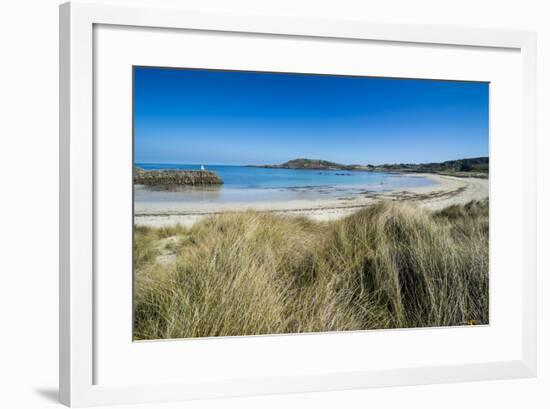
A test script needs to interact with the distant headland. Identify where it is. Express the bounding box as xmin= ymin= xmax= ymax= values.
xmin=250 ymin=157 xmax=489 ymax=178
